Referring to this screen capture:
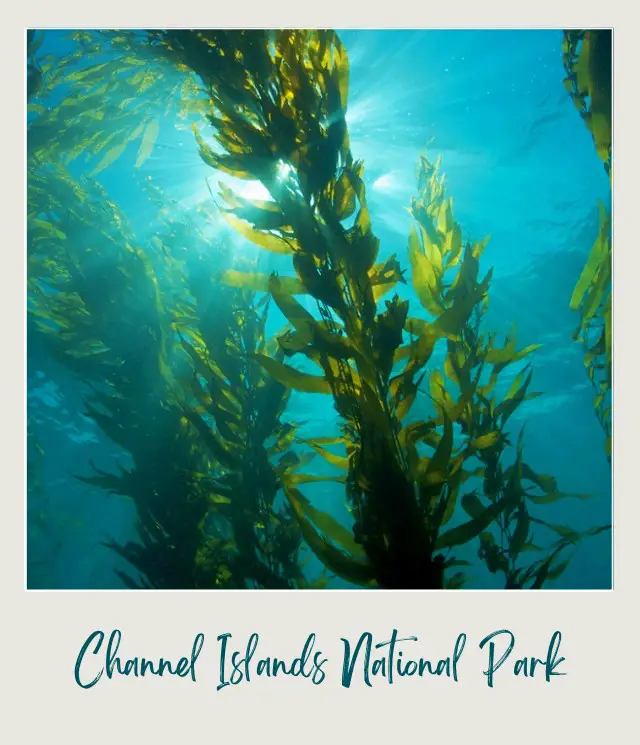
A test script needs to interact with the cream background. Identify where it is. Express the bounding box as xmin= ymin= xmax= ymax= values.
xmin=5 ymin=3 xmax=637 ymax=741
